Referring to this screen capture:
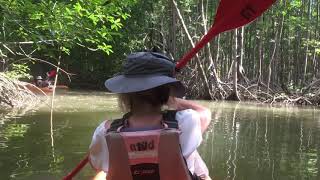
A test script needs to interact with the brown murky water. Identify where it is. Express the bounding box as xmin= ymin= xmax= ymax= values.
xmin=0 ymin=91 xmax=319 ymax=179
